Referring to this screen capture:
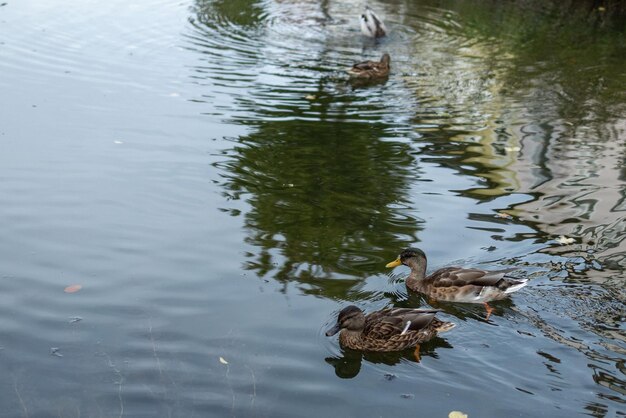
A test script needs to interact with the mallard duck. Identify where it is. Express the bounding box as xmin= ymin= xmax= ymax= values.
xmin=386 ymin=248 xmax=528 ymax=319
xmin=326 ymin=305 xmax=455 ymax=359
xmin=360 ymin=6 xmax=387 ymax=38
xmin=347 ymin=53 xmax=390 ymax=80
